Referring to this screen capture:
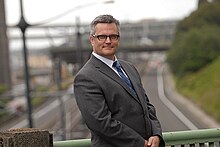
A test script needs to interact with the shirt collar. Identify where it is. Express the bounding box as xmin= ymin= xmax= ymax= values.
xmin=92 ymin=52 xmax=117 ymax=68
